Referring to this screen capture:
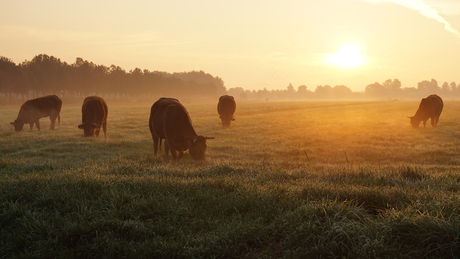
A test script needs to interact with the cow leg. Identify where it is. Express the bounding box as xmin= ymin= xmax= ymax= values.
xmin=164 ymin=140 xmax=170 ymax=161
xmin=153 ymin=136 xmax=159 ymax=156
xmin=169 ymin=143 xmax=178 ymax=161
xmin=177 ymin=151 xmax=184 ymax=160
xmin=50 ymin=114 xmax=56 ymax=130
xmin=36 ymin=120 xmax=41 ymax=131
xmin=102 ymin=122 xmax=107 ymax=138
xmin=170 ymin=148 xmax=178 ymax=161
xmin=95 ymin=129 xmax=100 ymax=137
